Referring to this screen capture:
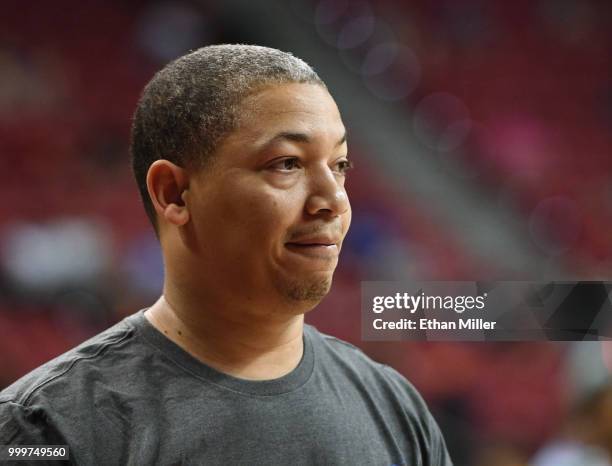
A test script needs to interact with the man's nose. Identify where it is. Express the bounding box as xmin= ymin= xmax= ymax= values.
xmin=305 ymin=168 xmax=350 ymax=217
